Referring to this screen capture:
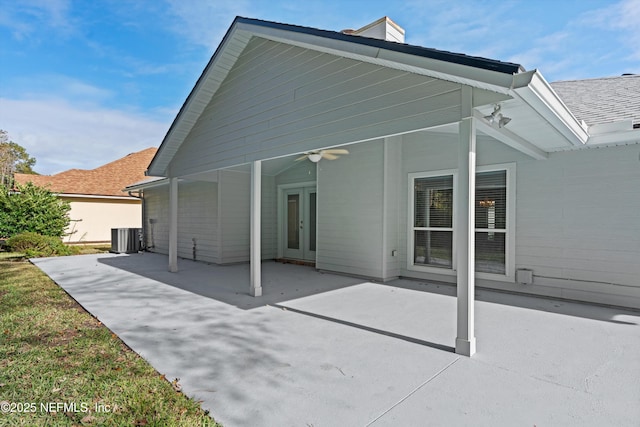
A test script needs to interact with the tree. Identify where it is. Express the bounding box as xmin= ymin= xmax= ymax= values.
xmin=0 ymin=182 xmax=70 ymax=238
xmin=0 ymin=130 xmax=37 ymax=189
